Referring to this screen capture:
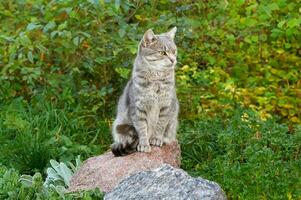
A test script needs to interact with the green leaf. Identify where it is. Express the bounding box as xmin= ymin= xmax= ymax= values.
xmin=118 ymin=28 xmax=126 ymax=38
xmin=53 ymin=185 xmax=67 ymax=197
xmin=207 ymin=56 xmax=216 ymax=65
xmin=78 ymin=31 xmax=91 ymax=38
xmin=43 ymin=21 xmax=56 ymax=32
xmin=50 ymin=159 xmax=60 ymax=171
xmin=19 ymin=175 xmax=33 ymax=187
xmin=36 ymin=44 xmax=48 ymax=53
xmin=251 ymin=35 xmax=258 ymax=42
xmin=115 ymin=67 xmax=130 ymax=79
xmin=277 ymin=20 xmax=286 ymax=28
xmin=27 ymin=51 xmax=34 ymax=63
xmin=58 ymin=21 xmax=68 ymax=30
xmin=268 ymin=3 xmax=279 ymax=11
xmin=59 ymin=163 xmax=72 ymax=187
xmin=72 ymin=36 xmax=80 ymax=46
xmin=236 ymin=0 xmax=245 ymax=6
xmin=19 ymin=34 xmax=31 ymax=46
xmin=26 ymin=22 xmax=42 ymax=31
xmin=50 ymin=31 xmax=59 ymax=39
xmin=115 ymin=0 xmax=121 ymax=10
xmin=287 ymin=18 xmax=300 ymax=28
xmin=46 ymin=168 xmax=60 ymax=182
xmin=245 ymin=18 xmax=257 ymax=27
xmin=271 ymin=28 xmax=283 ymax=38
xmin=243 ymin=36 xmax=252 ymax=43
